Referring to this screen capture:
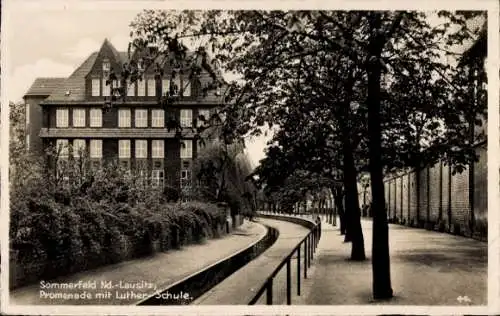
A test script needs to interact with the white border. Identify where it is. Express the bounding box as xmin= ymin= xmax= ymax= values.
xmin=1 ymin=0 xmax=498 ymax=315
